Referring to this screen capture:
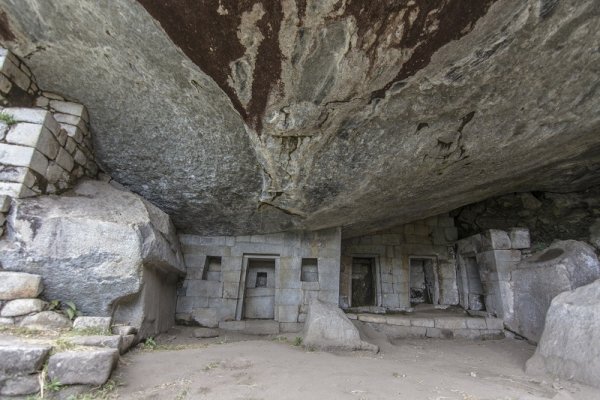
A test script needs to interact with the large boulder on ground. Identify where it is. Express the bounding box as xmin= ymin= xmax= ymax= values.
xmin=526 ymin=279 xmax=600 ymax=388
xmin=0 ymin=179 xmax=186 ymax=337
xmin=303 ymin=299 xmax=378 ymax=352
xmin=507 ymin=240 xmax=600 ymax=342
xmin=0 ymin=271 xmax=43 ymax=300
